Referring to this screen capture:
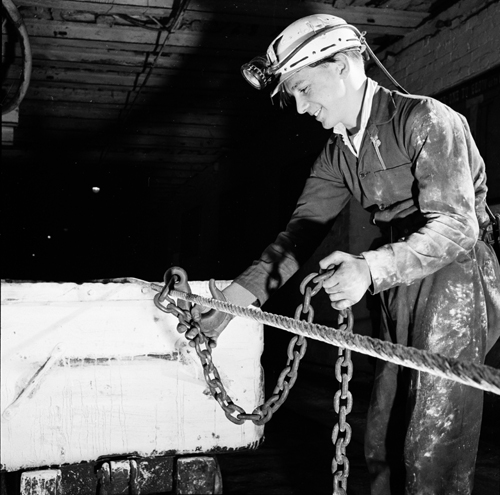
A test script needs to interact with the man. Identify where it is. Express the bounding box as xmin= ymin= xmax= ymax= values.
xmin=182 ymin=14 xmax=500 ymax=494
